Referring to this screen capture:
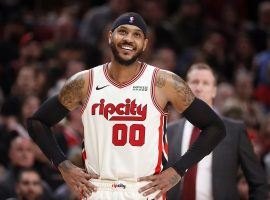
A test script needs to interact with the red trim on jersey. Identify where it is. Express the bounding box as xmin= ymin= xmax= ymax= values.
xmin=151 ymin=68 xmax=168 ymax=116
xmin=82 ymin=149 xmax=87 ymax=161
xmin=155 ymin=115 xmax=164 ymax=174
xmin=80 ymin=69 xmax=93 ymax=115
xmin=103 ymin=62 xmax=146 ymax=88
